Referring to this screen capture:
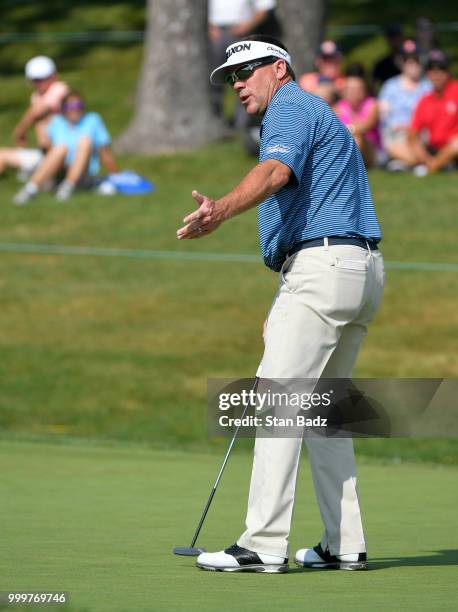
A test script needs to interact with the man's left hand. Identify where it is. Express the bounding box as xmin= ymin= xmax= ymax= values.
xmin=177 ymin=190 xmax=223 ymax=240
